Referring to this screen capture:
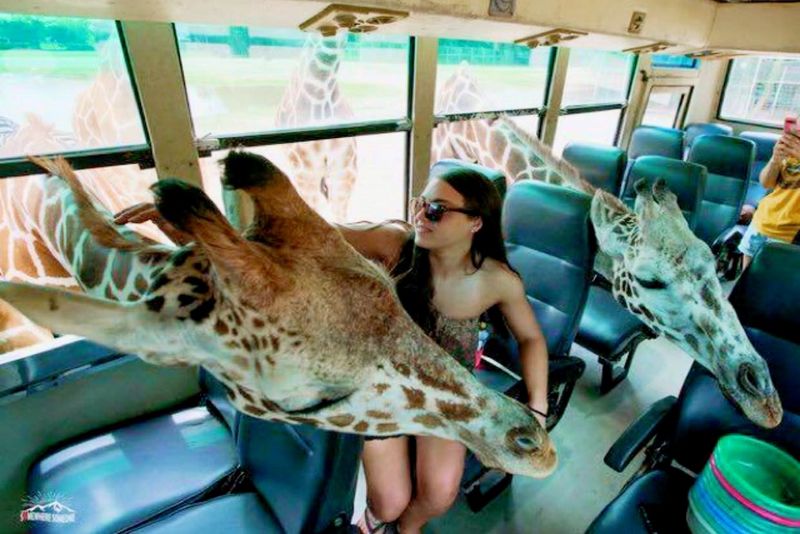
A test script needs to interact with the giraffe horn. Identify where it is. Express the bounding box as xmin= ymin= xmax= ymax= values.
xmin=0 ymin=281 xmax=151 ymax=352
